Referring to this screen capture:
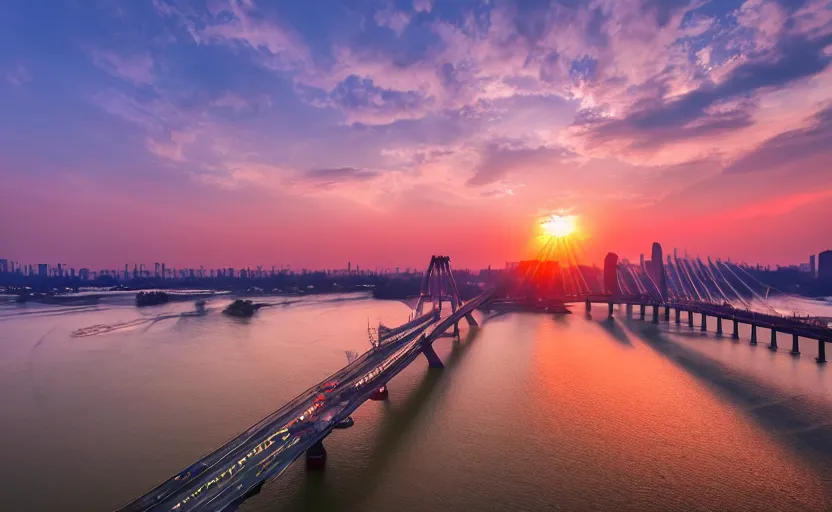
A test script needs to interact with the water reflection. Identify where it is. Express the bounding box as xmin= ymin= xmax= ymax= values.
xmin=0 ymin=297 xmax=830 ymax=511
